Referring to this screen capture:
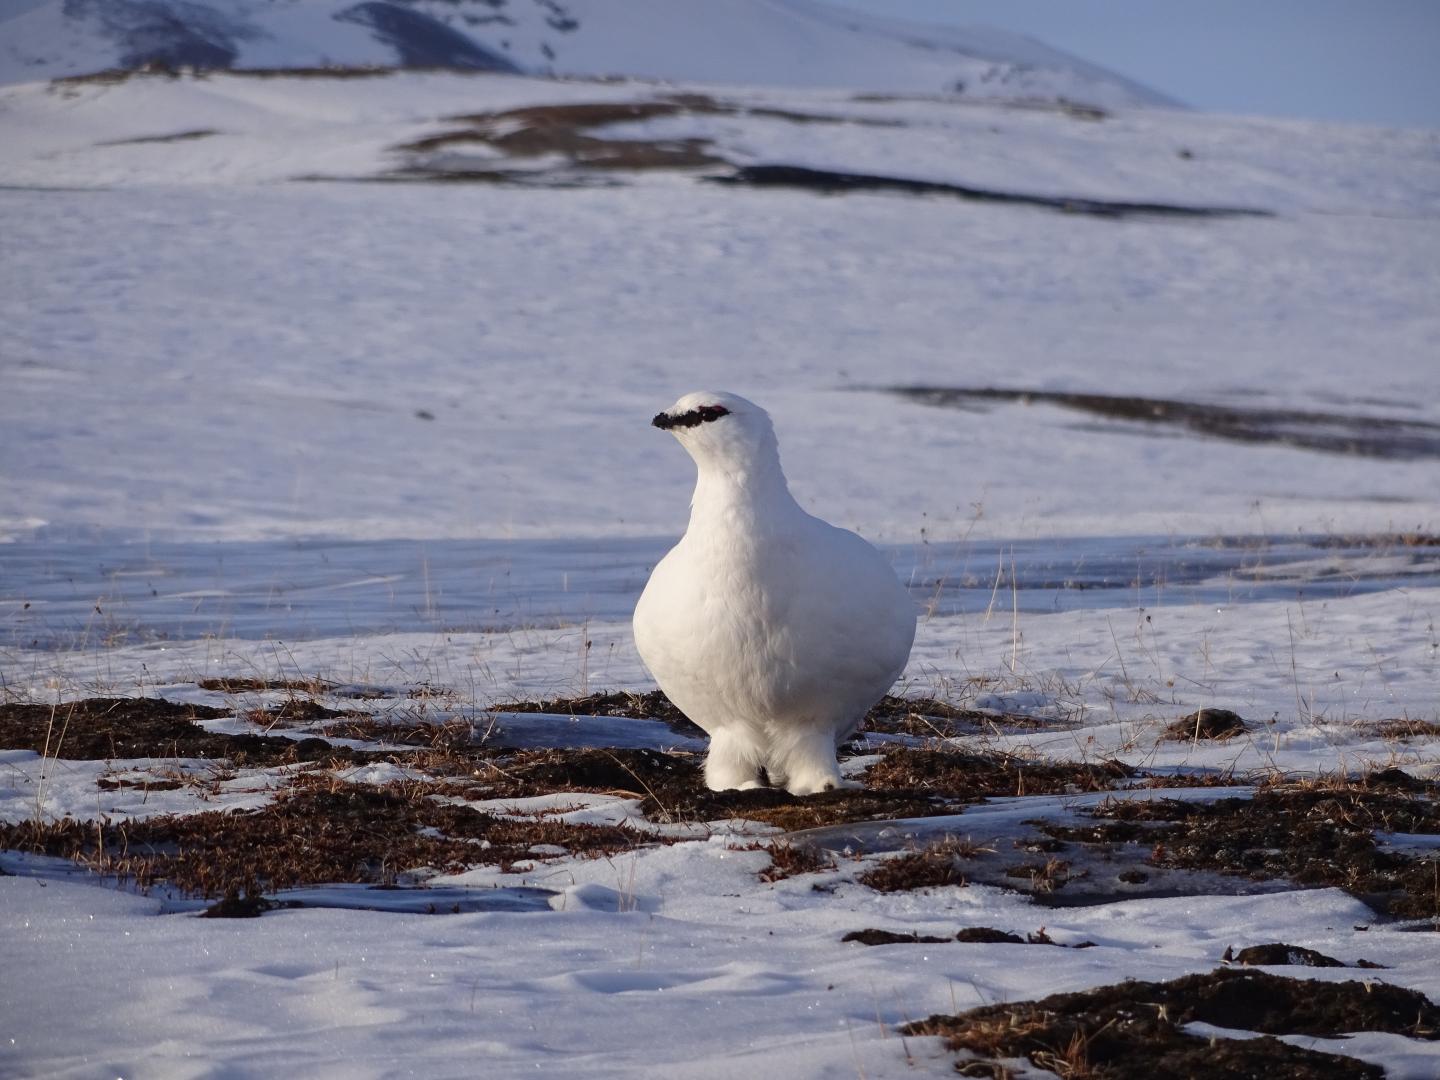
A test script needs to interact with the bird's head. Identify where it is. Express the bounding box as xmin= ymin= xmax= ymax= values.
xmin=651 ymin=391 xmax=780 ymax=474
